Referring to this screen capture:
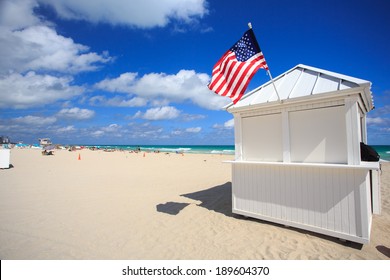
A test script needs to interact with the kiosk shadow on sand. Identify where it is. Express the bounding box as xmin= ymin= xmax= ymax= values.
xmin=156 ymin=181 xmax=364 ymax=249
xmin=156 ymin=202 xmax=190 ymax=215
xmin=376 ymin=245 xmax=390 ymax=258
xmin=181 ymin=182 xmax=233 ymax=217
xmin=156 ymin=182 xmax=233 ymax=216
